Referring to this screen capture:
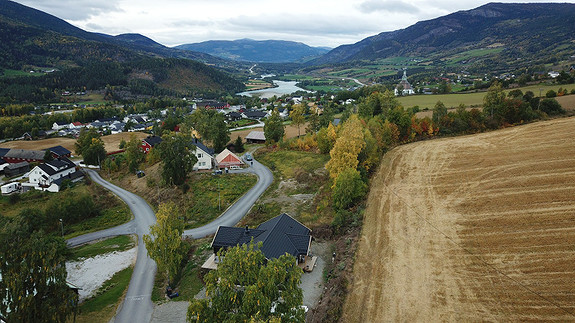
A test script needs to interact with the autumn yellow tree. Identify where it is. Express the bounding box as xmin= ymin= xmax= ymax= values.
xmin=143 ymin=202 xmax=185 ymax=284
xmin=326 ymin=115 xmax=365 ymax=182
xmin=290 ymin=104 xmax=306 ymax=137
